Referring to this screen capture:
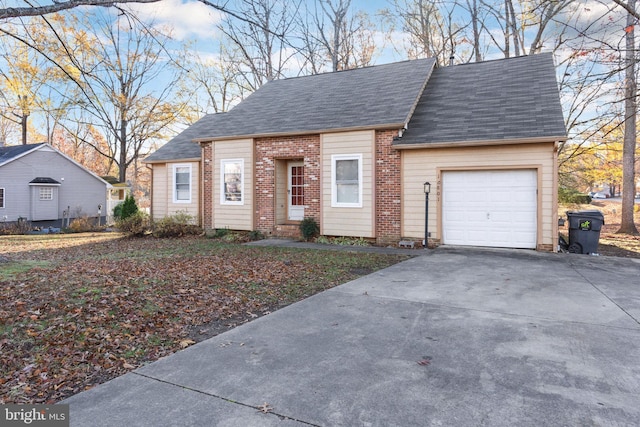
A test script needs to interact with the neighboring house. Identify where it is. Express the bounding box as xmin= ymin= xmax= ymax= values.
xmin=101 ymin=176 xmax=133 ymax=223
xmin=0 ymin=143 xmax=112 ymax=226
xmin=145 ymin=53 xmax=567 ymax=251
